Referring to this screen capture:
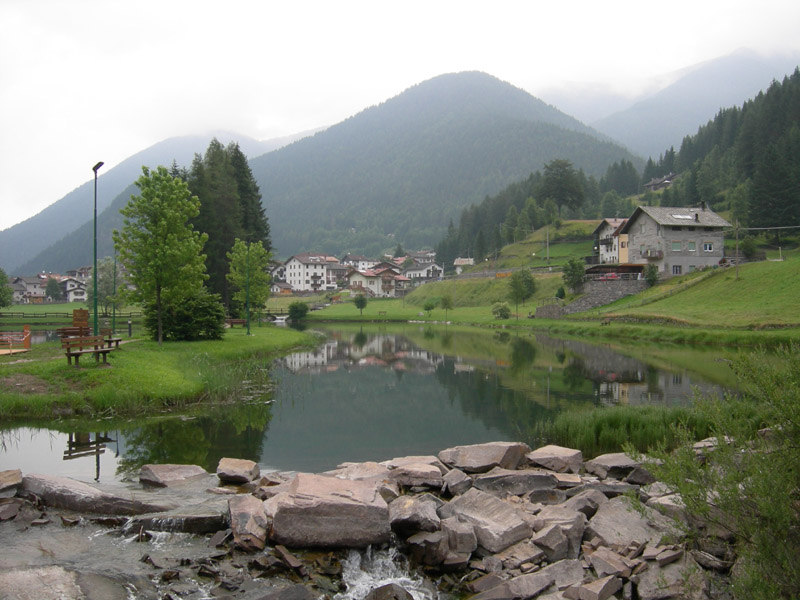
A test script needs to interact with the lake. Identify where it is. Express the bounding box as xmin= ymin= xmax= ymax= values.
xmin=0 ymin=324 xmax=737 ymax=484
